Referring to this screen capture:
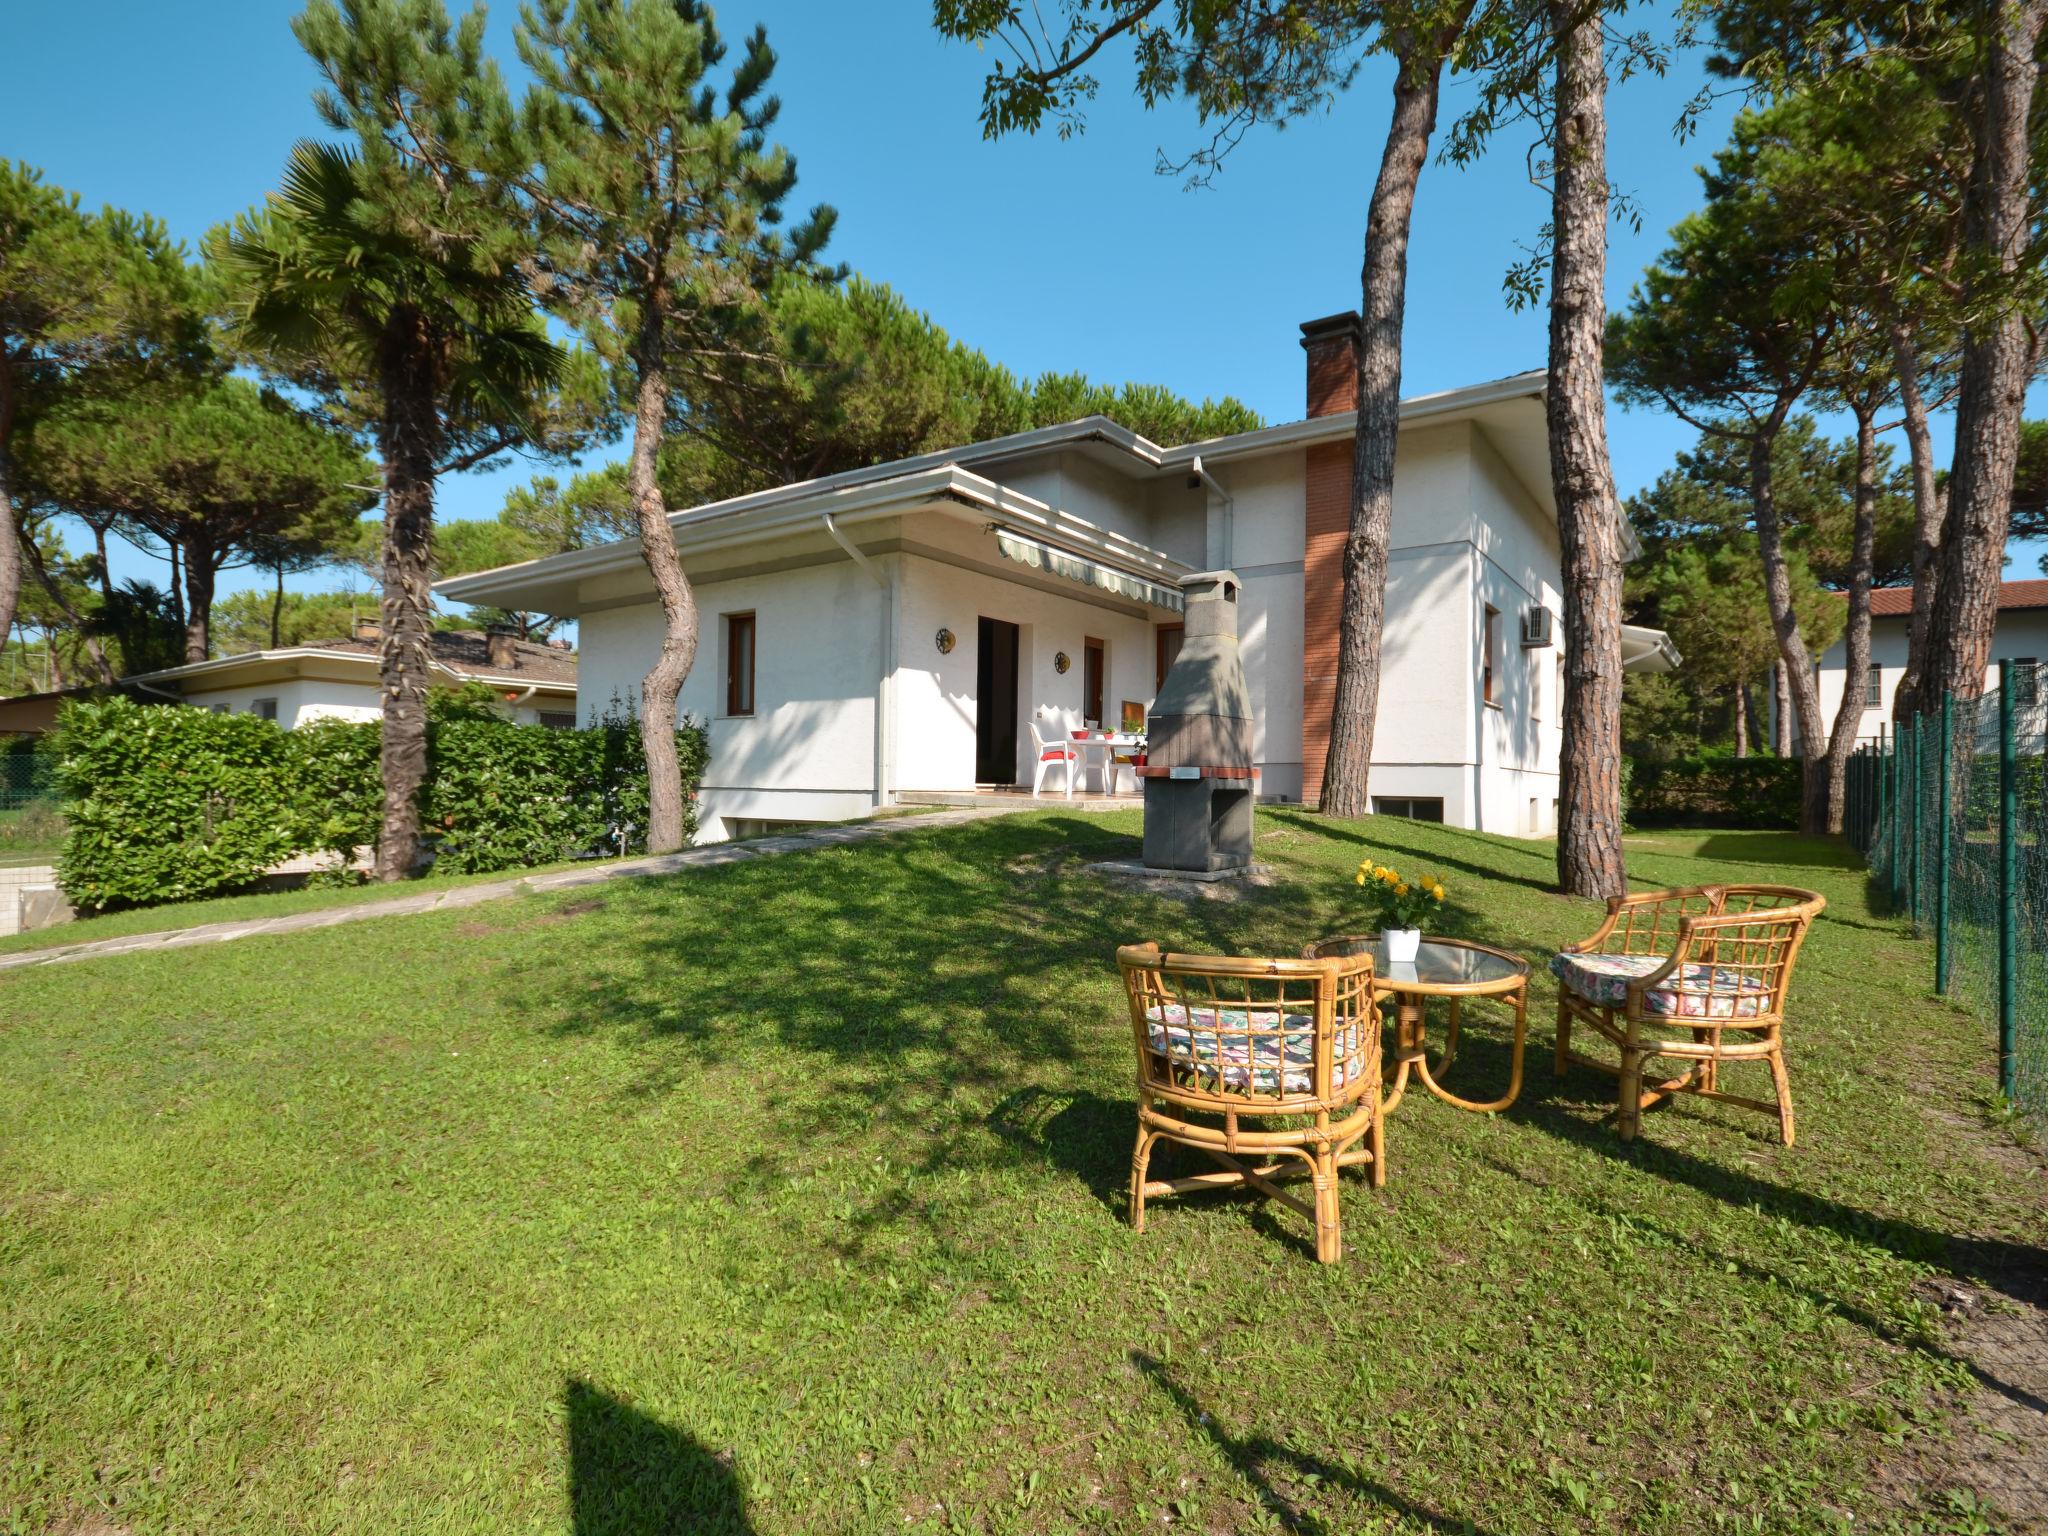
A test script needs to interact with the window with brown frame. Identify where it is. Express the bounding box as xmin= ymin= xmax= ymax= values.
xmin=1482 ymin=605 xmax=1499 ymax=707
xmin=1083 ymin=637 xmax=1106 ymax=725
xmin=725 ymin=611 xmax=756 ymax=717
